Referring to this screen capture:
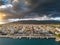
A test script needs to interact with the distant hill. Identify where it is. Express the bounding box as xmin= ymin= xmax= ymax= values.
xmin=9 ymin=20 xmax=60 ymax=24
